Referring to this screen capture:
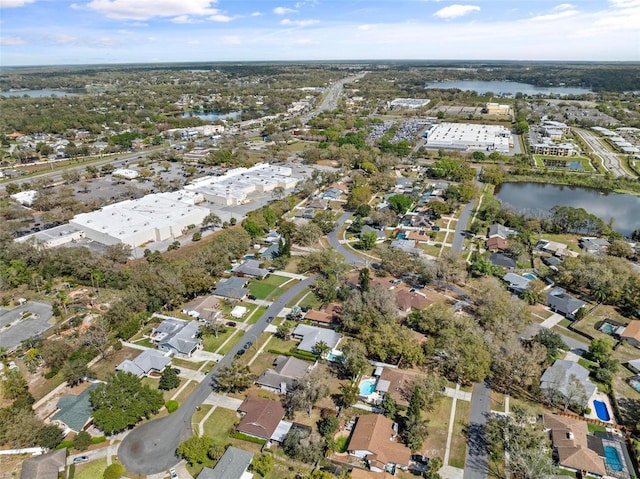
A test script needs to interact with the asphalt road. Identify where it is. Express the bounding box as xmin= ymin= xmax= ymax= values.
xmin=118 ymin=276 xmax=317 ymax=475
xmin=300 ymin=72 xmax=367 ymax=124
xmin=573 ymin=128 xmax=629 ymax=178
xmin=327 ymin=212 xmax=367 ymax=267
